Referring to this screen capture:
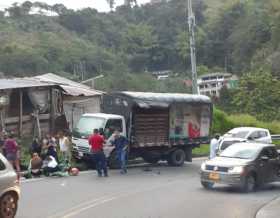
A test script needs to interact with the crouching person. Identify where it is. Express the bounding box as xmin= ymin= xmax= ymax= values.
xmin=43 ymin=155 xmax=59 ymax=176
xmin=28 ymin=153 xmax=43 ymax=177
